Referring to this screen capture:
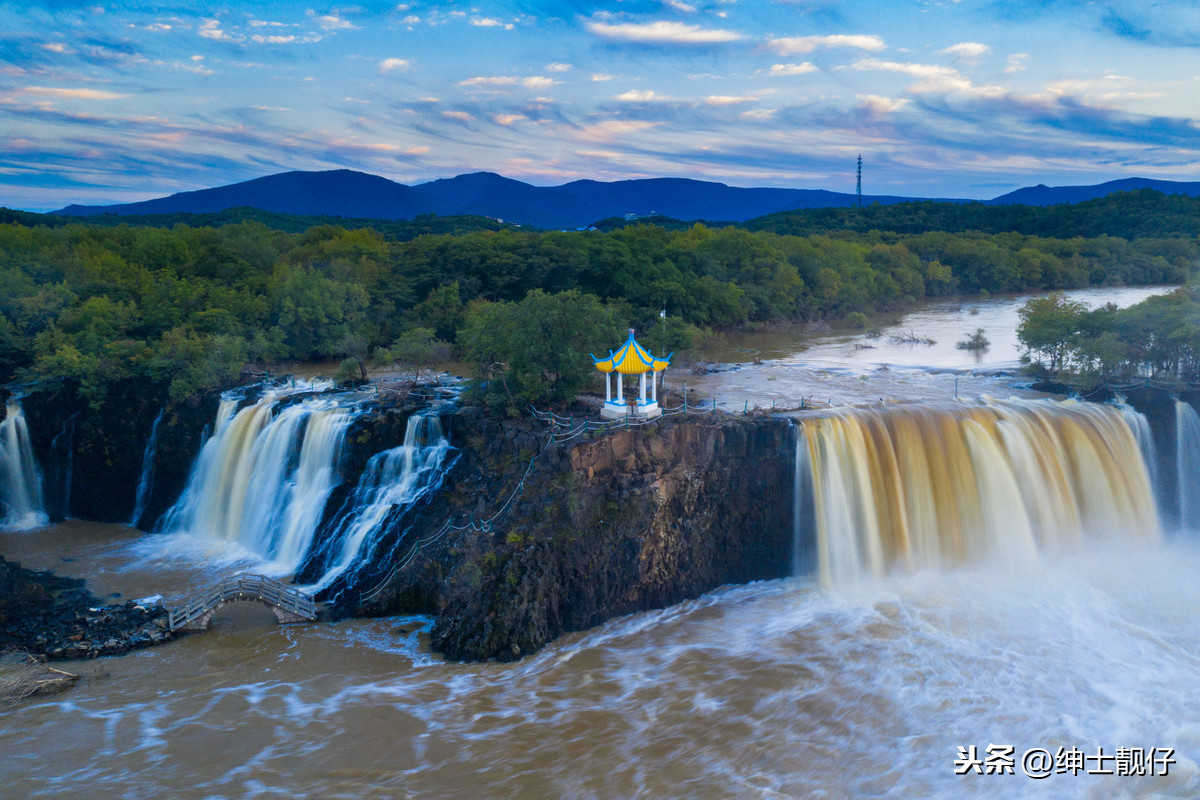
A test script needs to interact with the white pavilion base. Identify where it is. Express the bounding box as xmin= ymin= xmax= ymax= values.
xmin=601 ymin=400 xmax=662 ymax=420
